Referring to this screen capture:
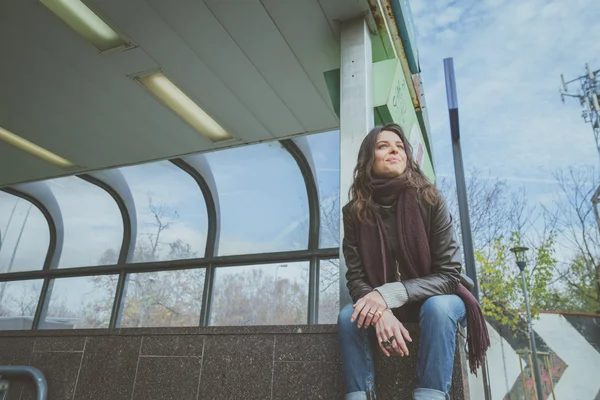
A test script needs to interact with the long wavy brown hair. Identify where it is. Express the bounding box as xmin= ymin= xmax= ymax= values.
xmin=348 ymin=123 xmax=439 ymax=222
